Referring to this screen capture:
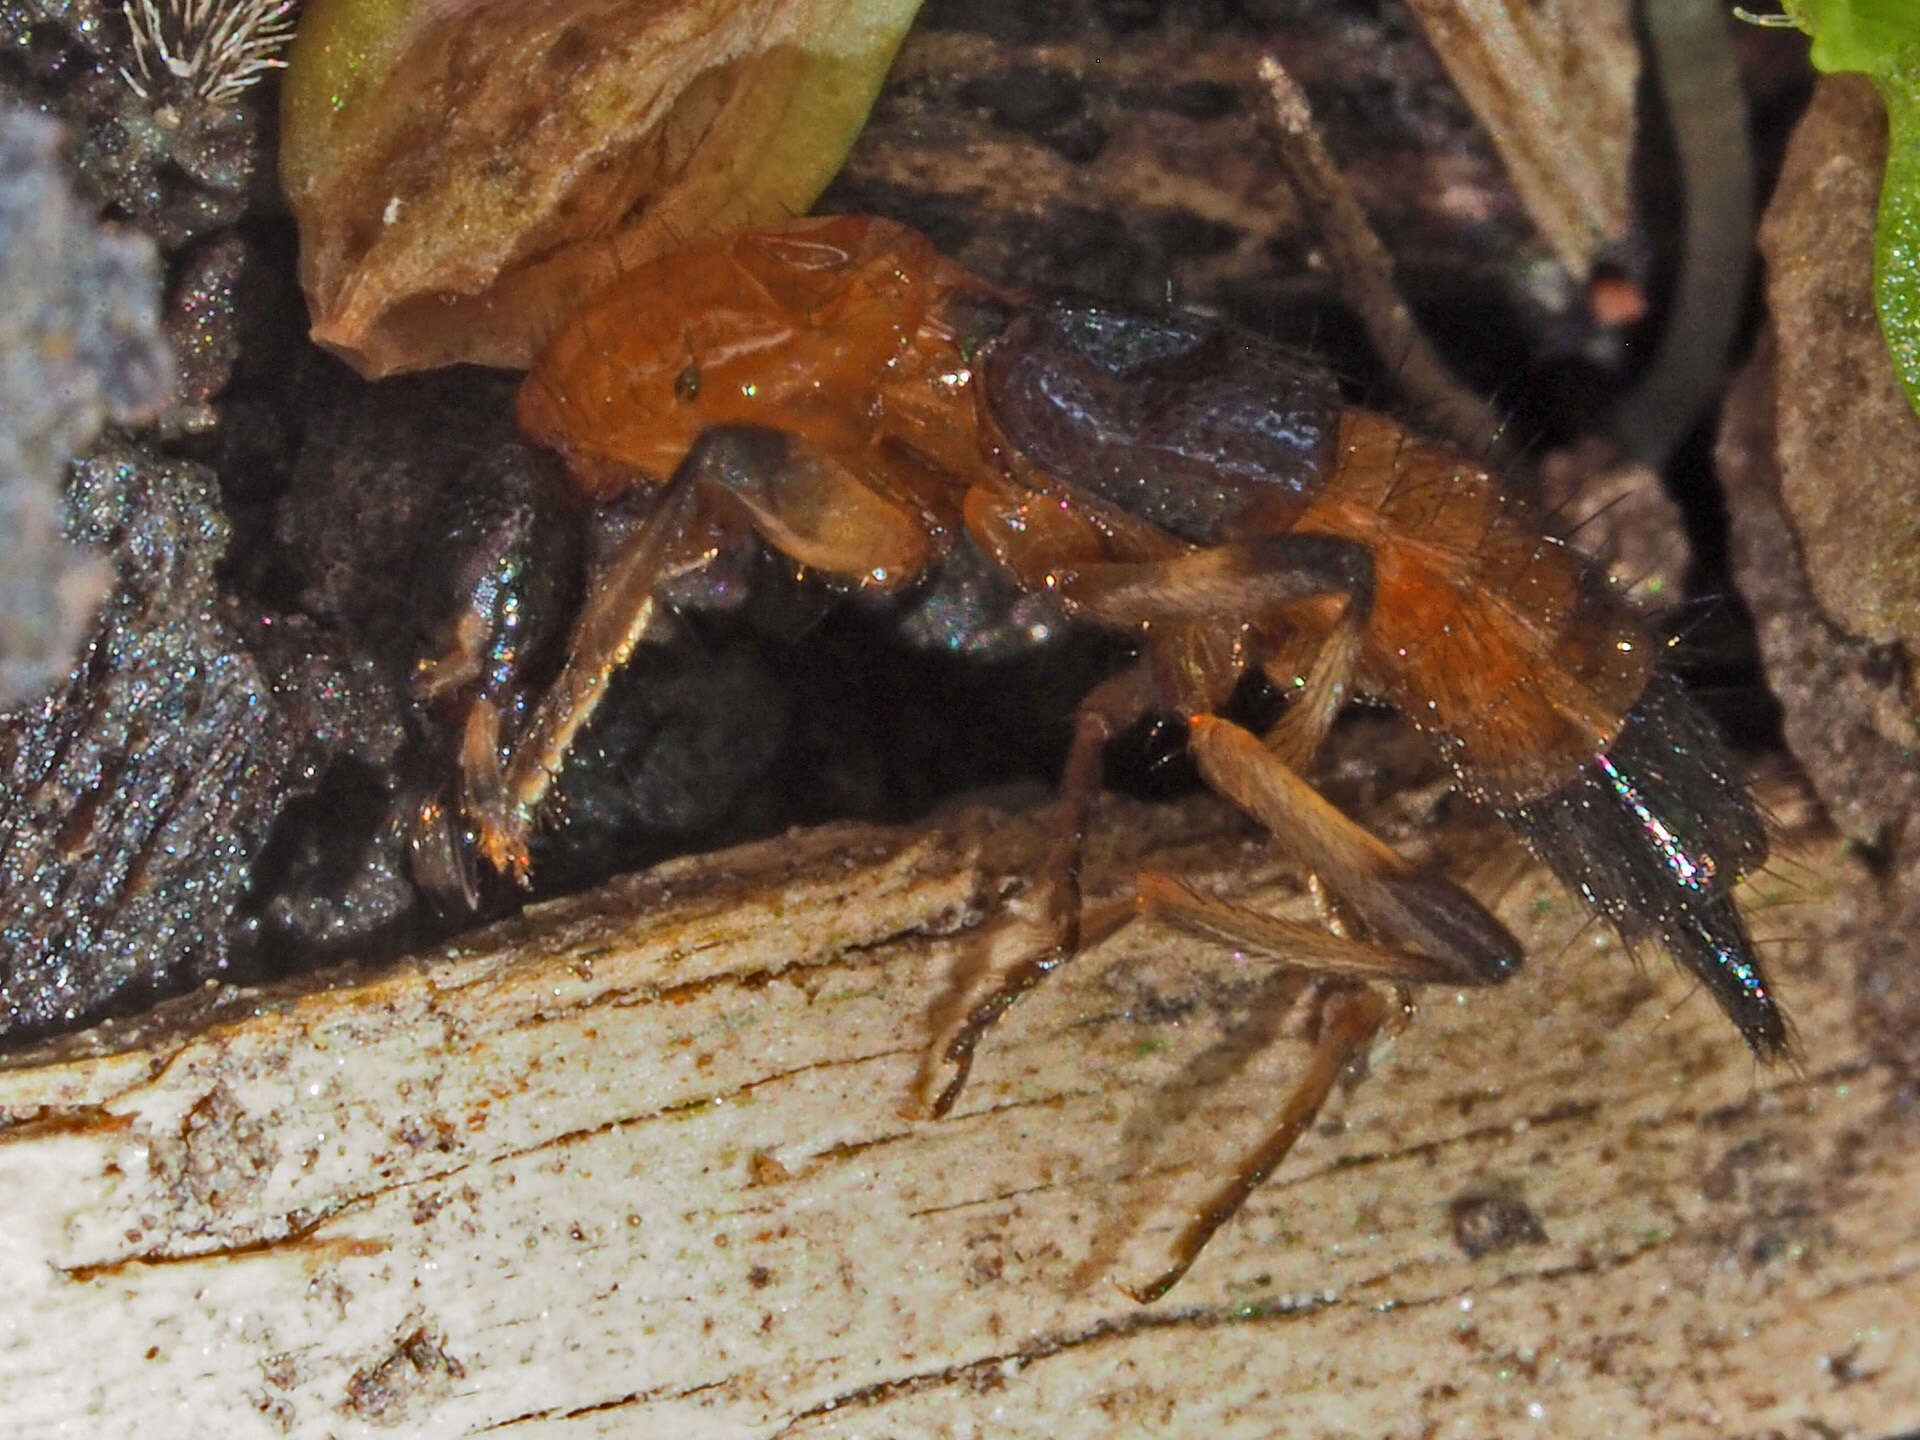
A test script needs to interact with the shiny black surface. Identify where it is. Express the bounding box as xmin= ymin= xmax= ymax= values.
xmin=1507 ymin=673 xmax=1782 ymax=1056
xmin=984 ymin=299 xmax=1343 ymax=544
